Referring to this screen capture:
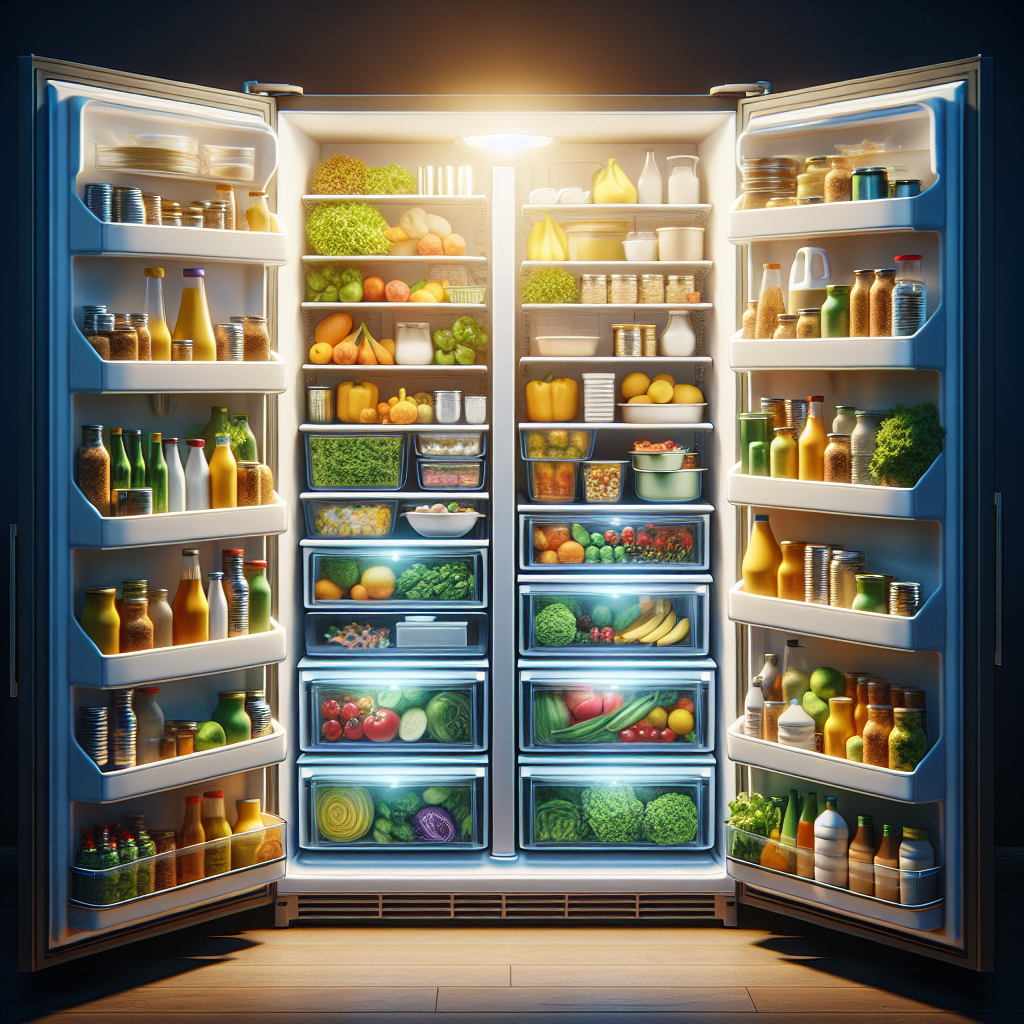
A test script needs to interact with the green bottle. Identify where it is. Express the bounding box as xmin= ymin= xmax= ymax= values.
xmin=201 ymin=406 xmax=231 ymax=463
xmin=146 ymin=432 xmax=169 ymax=513
xmin=95 ymin=834 xmax=120 ymax=905
xmin=110 ymin=428 xmax=131 ymax=493
xmin=124 ymin=429 xmax=146 ymax=488
xmin=232 ymin=413 xmax=258 ymax=462
xmin=780 ymin=788 xmax=800 ymax=851
xmin=243 ymin=560 xmax=272 ymax=633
